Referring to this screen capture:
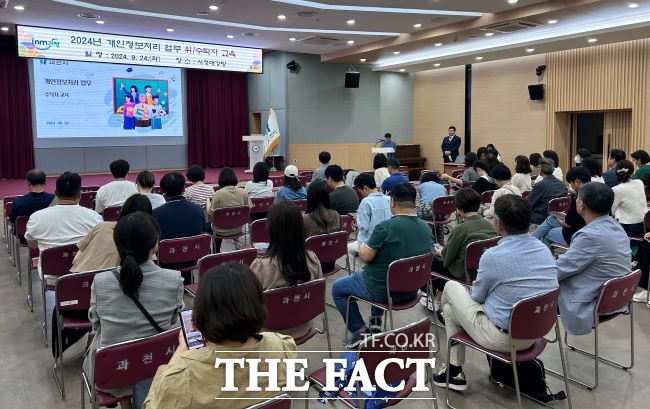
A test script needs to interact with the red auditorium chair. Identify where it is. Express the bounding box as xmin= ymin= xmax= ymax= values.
xmin=79 ymin=191 xmax=97 ymax=210
xmin=185 ymin=248 xmax=257 ymax=297
xmin=102 ymin=206 xmax=121 ymax=222
xmin=444 ymin=288 xmax=572 ymax=409
xmin=82 ymin=328 xmax=180 ymax=409
xmin=548 ymin=196 xmax=571 ymax=214
xmin=305 ymin=231 xmax=349 ymax=277
xmin=80 ymin=185 xmax=100 ymax=193
xmin=158 ymin=234 xmax=212 ymax=283
xmin=250 ymin=196 xmax=274 ymax=220
xmin=431 ymin=236 xmax=501 ymax=286
xmin=152 ymin=186 xmax=163 ymax=195
xmin=269 ymin=174 xmax=285 ymax=187
xmin=480 ymin=190 xmax=495 ymax=205
xmin=3 ymin=194 xmax=20 ymax=257
xmin=211 ymin=205 xmax=251 ymax=250
xmin=307 ymin=318 xmax=437 ymax=409
xmin=13 ymin=215 xmax=40 ymax=311
xmin=298 ymin=170 xmax=314 ymax=180
xmin=522 ymin=190 xmax=531 ymax=199
xmin=250 ymin=218 xmax=270 ymax=246
xmin=292 ymin=199 xmax=307 ymax=213
xmin=426 ymin=195 xmax=457 ymax=243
